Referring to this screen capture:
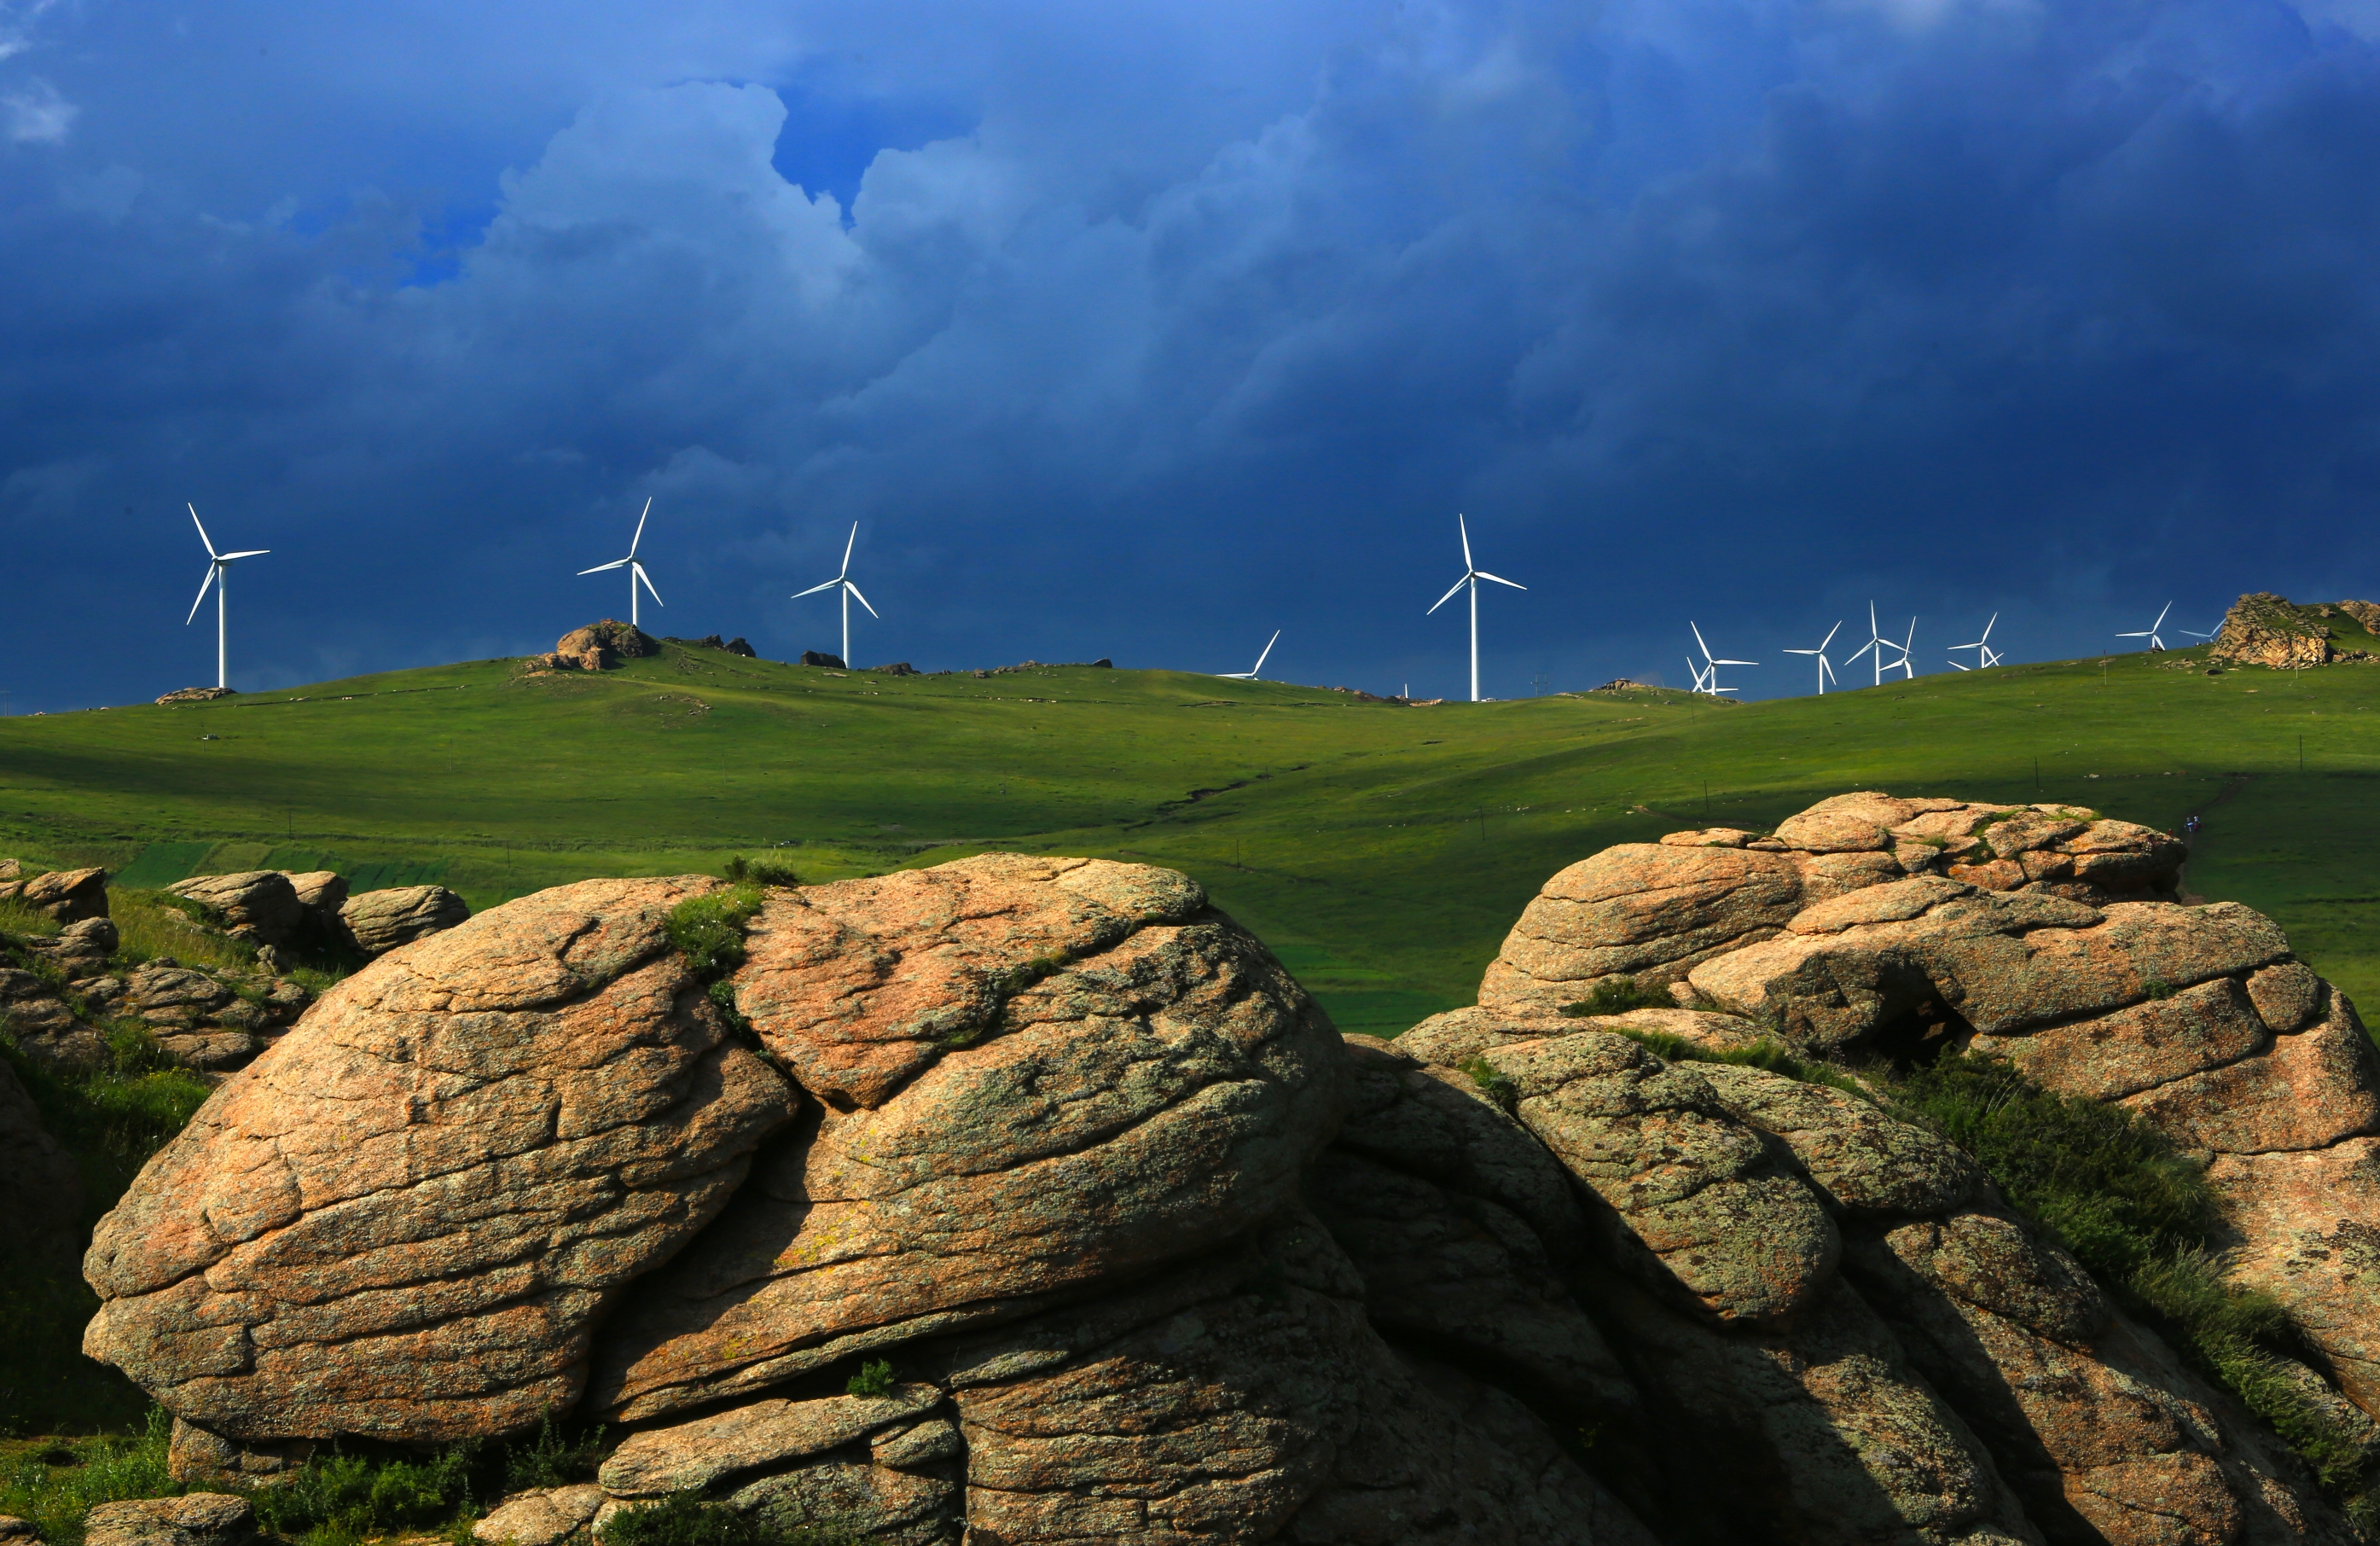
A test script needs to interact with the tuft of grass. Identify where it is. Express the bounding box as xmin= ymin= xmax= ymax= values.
xmin=1612 ymin=1027 xmax=1872 ymax=1100
xmin=0 ymin=1408 xmax=177 ymax=1545
xmin=722 ymin=855 xmax=802 ymax=888
xmin=601 ymin=1492 xmax=860 ymax=1546
xmin=107 ymin=890 xmax=259 ymax=977
xmin=1459 ymin=1055 xmax=1519 ymax=1113
xmin=665 ymin=884 xmax=763 ymax=981
xmin=844 ymin=1359 xmax=896 ymax=1398
xmin=1559 ymin=975 xmax=1670 ymax=1017
xmin=1889 ymin=1055 xmax=2380 ymax=1521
